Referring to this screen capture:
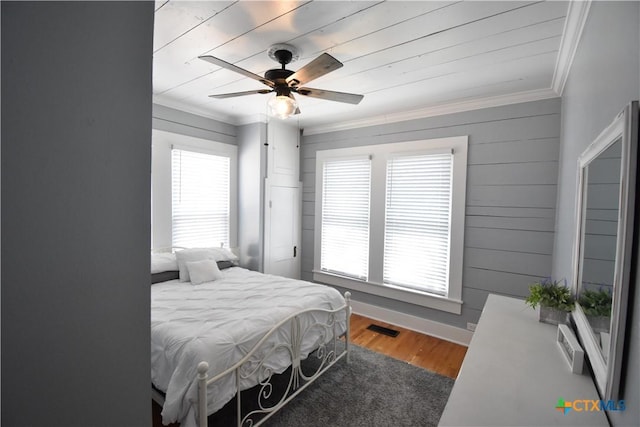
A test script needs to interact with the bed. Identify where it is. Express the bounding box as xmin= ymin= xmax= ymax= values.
xmin=151 ymin=248 xmax=351 ymax=427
